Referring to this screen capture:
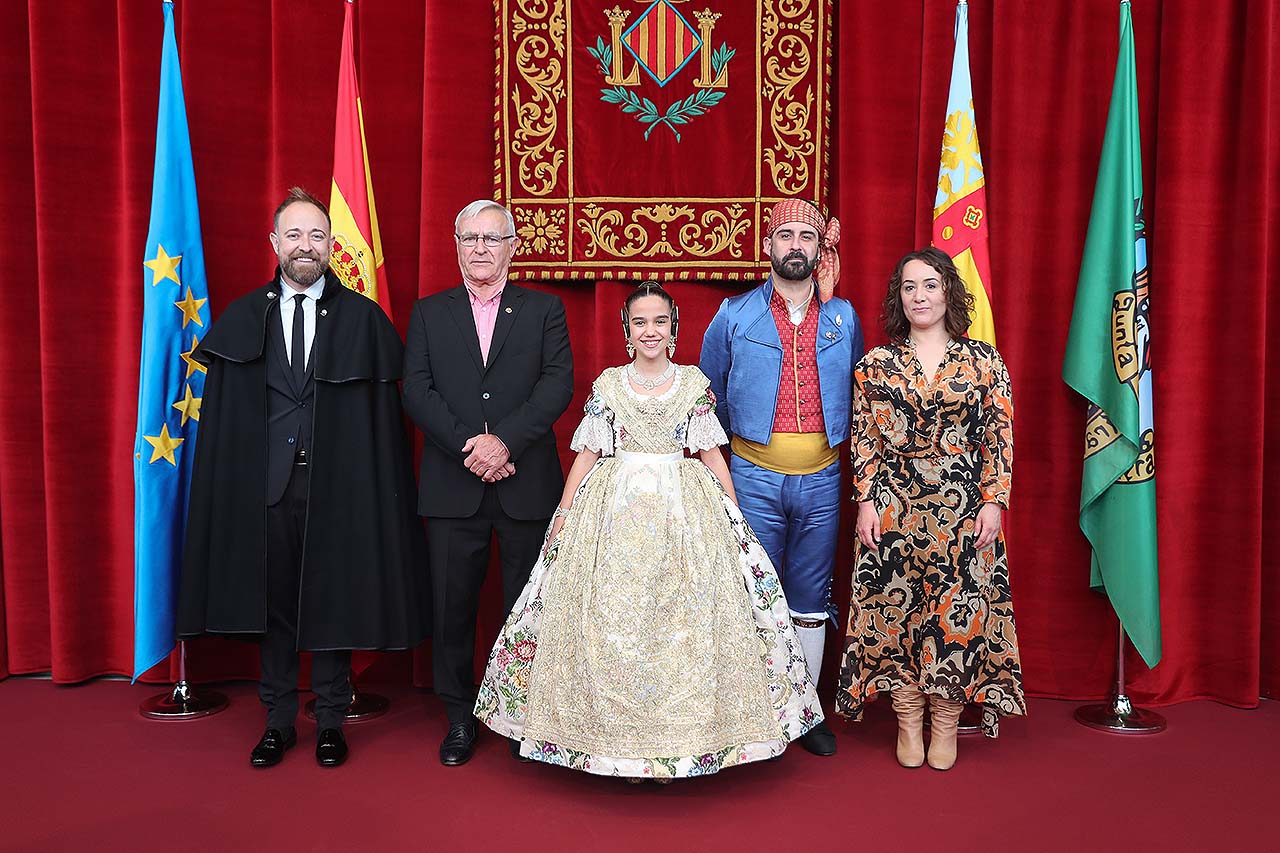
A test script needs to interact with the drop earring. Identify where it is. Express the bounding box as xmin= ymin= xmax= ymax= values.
xmin=626 ymin=341 xmax=636 ymax=358
xmin=667 ymin=338 xmax=676 ymax=358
